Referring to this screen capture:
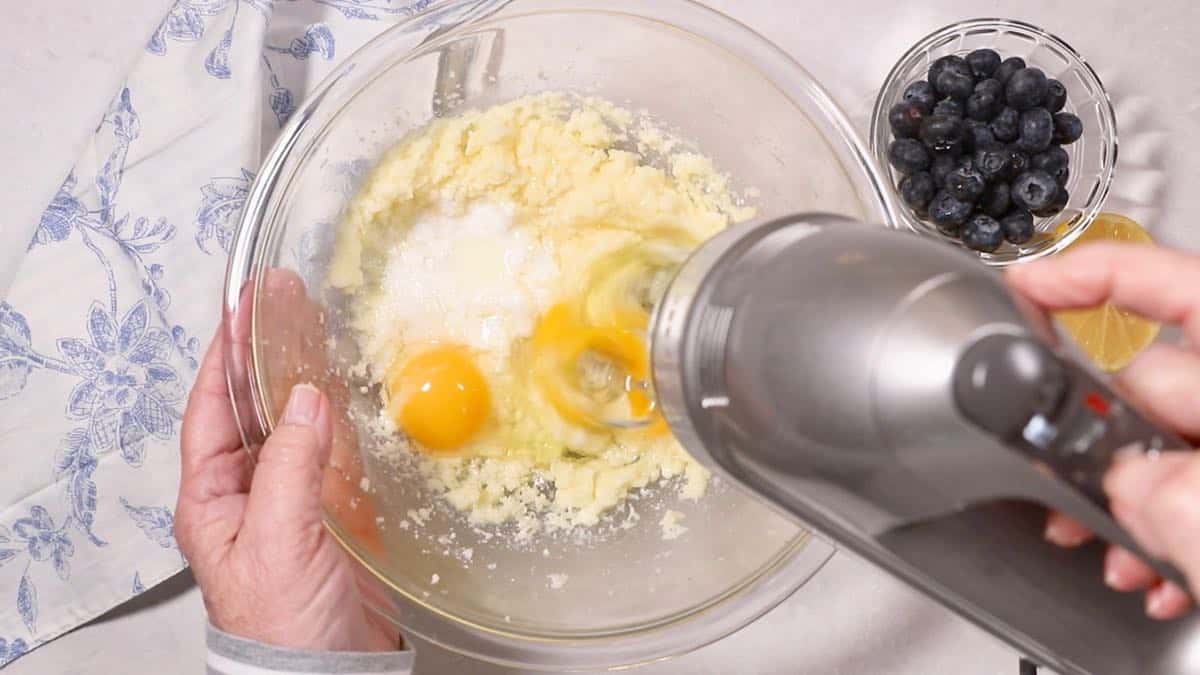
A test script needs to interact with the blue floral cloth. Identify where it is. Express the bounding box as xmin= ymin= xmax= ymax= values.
xmin=0 ymin=0 xmax=431 ymax=665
